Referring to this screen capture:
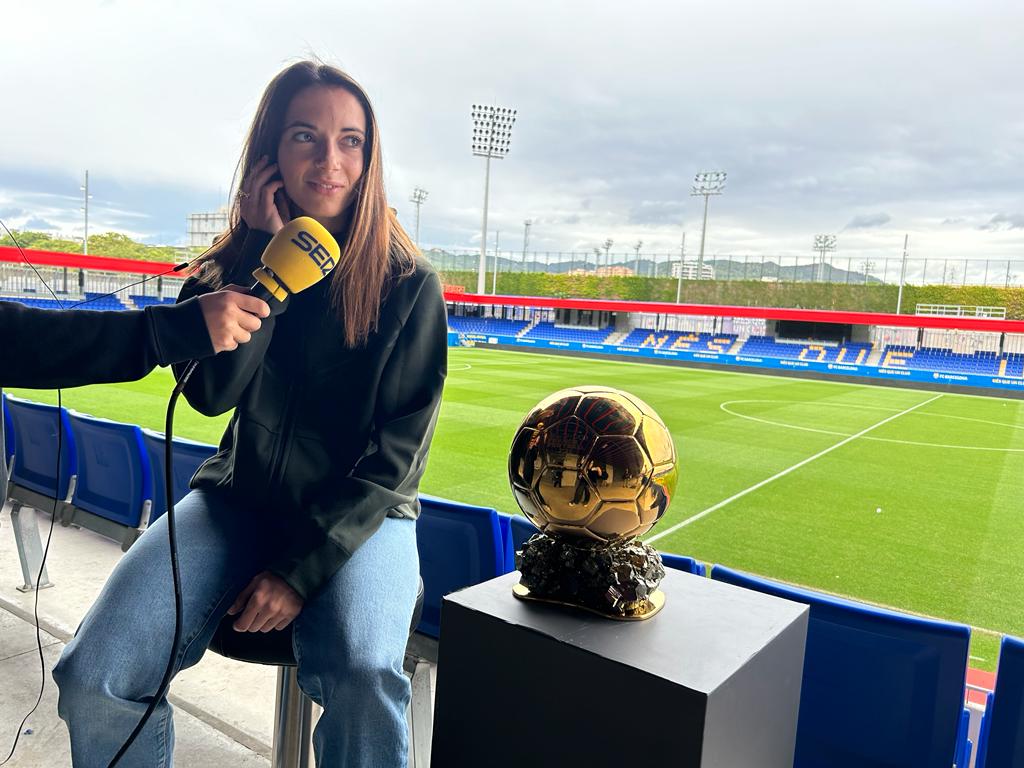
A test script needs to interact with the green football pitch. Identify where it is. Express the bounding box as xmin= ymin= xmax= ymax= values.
xmin=7 ymin=345 xmax=1024 ymax=671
